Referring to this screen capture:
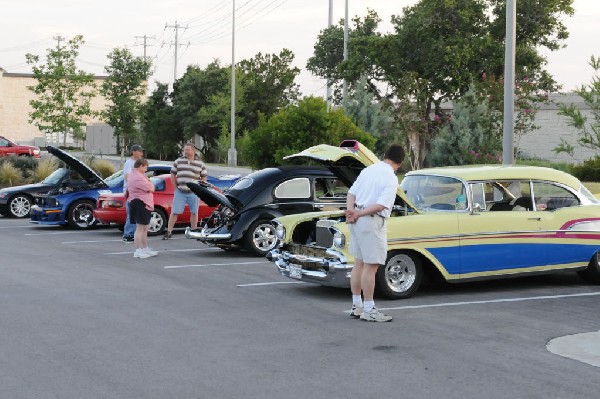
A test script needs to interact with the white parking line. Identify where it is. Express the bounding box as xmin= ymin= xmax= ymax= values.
xmin=63 ymin=239 xmax=124 ymax=243
xmin=25 ymin=231 xmax=83 ymax=236
xmin=164 ymin=261 xmax=268 ymax=269
xmin=378 ymin=291 xmax=600 ymax=312
xmin=237 ymin=281 xmax=307 ymax=287
xmin=105 ymin=248 xmax=220 ymax=255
